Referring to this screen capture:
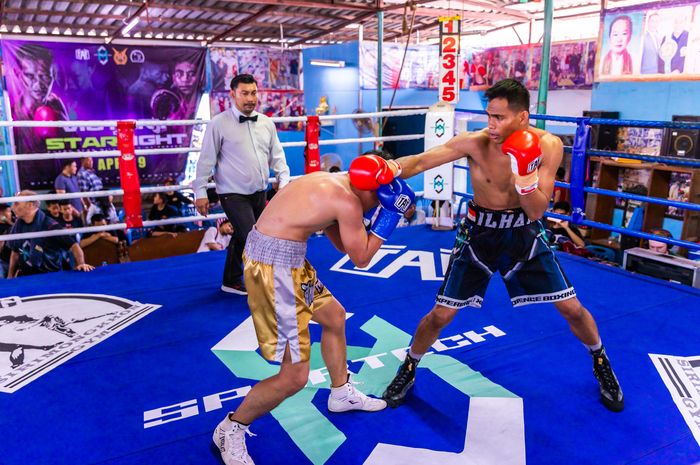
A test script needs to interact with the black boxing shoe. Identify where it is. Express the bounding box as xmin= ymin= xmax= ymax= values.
xmin=591 ymin=347 xmax=624 ymax=412
xmin=383 ymin=354 xmax=419 ymax=408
